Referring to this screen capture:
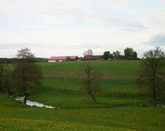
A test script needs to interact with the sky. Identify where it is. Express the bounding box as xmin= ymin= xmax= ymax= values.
xmin=0 ymin=0 xmax=165 ymax=58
